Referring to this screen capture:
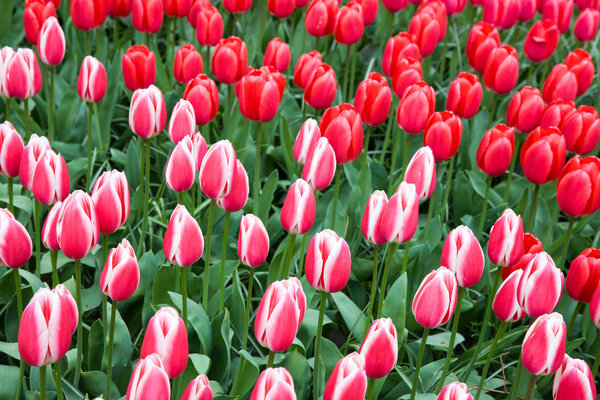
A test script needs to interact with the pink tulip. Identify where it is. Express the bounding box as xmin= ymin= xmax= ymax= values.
xmin=216 ymin=159 xmax=249 ymax=212
xmin=166 ymin=136 xmax=196 ymax=193
xmin=437 ymin=382 xmax=474 ymax=400
xmin=91 ymin=170 xmax=130 ymax=235
xmin=0 ymin=121 xmax=24 ymax=178
xmin=181 ymin=375 xmax=213 ymax=400
xmin=280 ymin=179 xmax=316 ymax=235
xmin=552 ymin=355 xmax=596 ymax=400
xmin=77 ymin=56 xmax=107 ymax=103
xmin=441 ymin=225 xmax=484 ymax=288
xmin=361 ymin=190 xmax=388 ymax=246
xmin=19 ymin=134 xmax=51 ymax=191
xmin=192 ymin=132 xmax=208 ymax=172
xmin=38 ymin=17 xmax=65 ymax=66
xmin=305 ymin=229 xmax=352 ymax=293
xmin=381 ymin=182 xmax=419 ymax=244
xmin=199 ymin=140 xmax=237 ymax=199
xmin=517 ymin=252 xmax=564 ymax=318
xmin=250 ymin=368 xmax=296 ymax=400
xmin=5 ymin=48 xmax=42 ymax=99
xmin=129 ymin=84 xmax=167 ymax=139
xmin=237 ymin=214 xmax=269 ymax=267
xmin=57 ymin=190 xmax=99 ymax=260
xmin=168 ymin=99 xmax=196 ymax=144
xmin=163 ymin=204 xmax=204 ymax=267
xmin=0 ymin=209 xmax=33 ymax=268
xmin=0 ymin=47 xmax=16 ymax=98
xmin=100 ymin=239 xmax=140 ymax=302
xmin=493 ymin=269 xmax=526 ymax=322
xmin=522 ymin=313 xmax=566 ymax=375
xmin=591 ymin=286 xmax=600 ymax=328
xmin=323 ymin=352 xmax=367 ymax=400
xmin=488 ymin=209 xmax=524 ymax=267
xmin=403 ymin=147 xmax=436 ymax=201
xmin=140 ymin=307 xmax=189 ymax=378
xmin=31 ymin=150 xmax=70 ymax=205
xmin=303 ymin=137 xmax=336 ymax=191
xmin=359 ymin=318 xmax=398 ymax=378
xmin=41 ymin=201 xmax=61 ymax=251
xmin=293 ymin=118 xmax=320 ymax=164
xmin=412 ymin=267 xmax=458 ymax=329
xmin=126 ymin=354 xmax=171 ymax=400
